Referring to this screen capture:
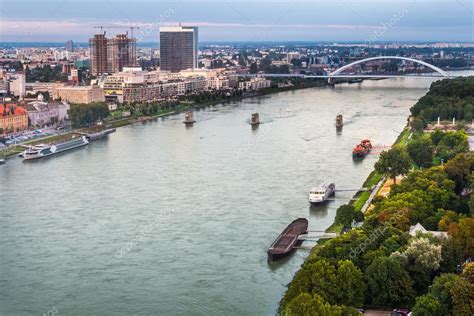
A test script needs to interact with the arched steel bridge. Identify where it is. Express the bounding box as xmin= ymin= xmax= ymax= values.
xmin=246 ymin=56 xmax=452 ymax=79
